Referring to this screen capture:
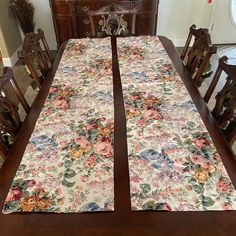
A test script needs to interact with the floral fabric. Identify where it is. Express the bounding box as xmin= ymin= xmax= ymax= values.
xmin=117 ymin=36 xmax=236 ymax=211
xmin=2 ymin=38 xmax=114 ymax=213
